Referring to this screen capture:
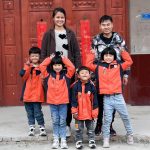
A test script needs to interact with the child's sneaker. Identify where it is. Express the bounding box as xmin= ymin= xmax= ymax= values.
xmin=52 ymin=138 xmax=59 ymax=149
xmin=39 ymin=126 xmax=47 ymax=136
xmin=127 ymin=134 xmax=134 ymax=145
xmin=103 ymin=138 xmax=110 ymax=148
xmin=28 ymin=125 xmax=35 ymax=136
xmin=76 ymin=141 xmax=83 ymax=149
xmin=60 ymin=139 xmax=68 ymax=149
xmin=89 ymin=140 xmax=96 ymax=149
